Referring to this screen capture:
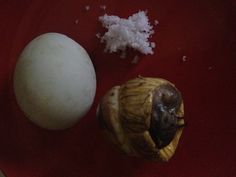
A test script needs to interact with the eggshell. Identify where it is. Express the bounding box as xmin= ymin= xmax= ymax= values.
xmin=14 ymin=33 xmax=96 ymax=130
